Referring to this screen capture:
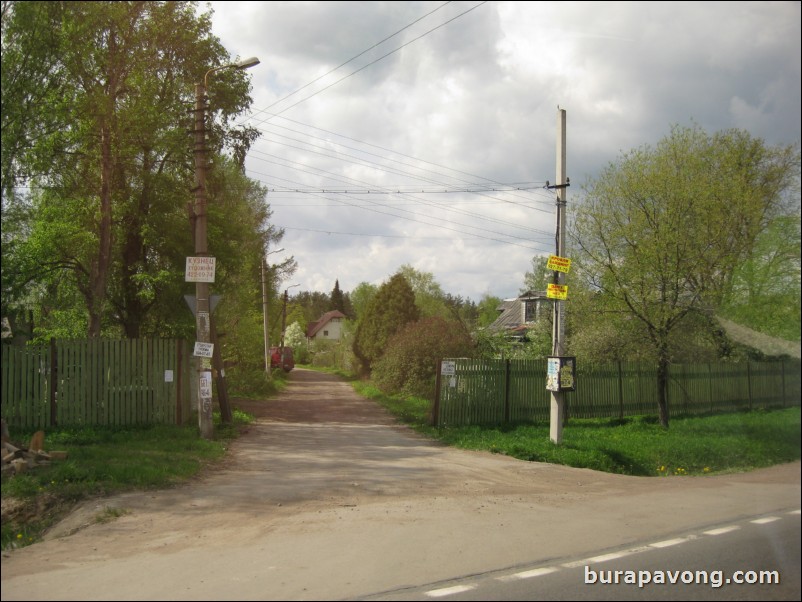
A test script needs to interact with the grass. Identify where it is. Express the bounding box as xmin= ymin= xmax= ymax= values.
xmin=350 ymin=380 xmax=802 ymax=477
xmin=1 ymin=409 xmax=253 ymax=550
